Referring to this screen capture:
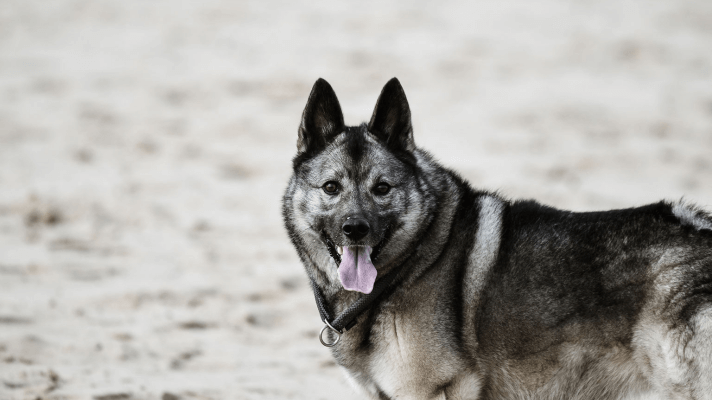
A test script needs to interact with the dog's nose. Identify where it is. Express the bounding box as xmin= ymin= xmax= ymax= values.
xmin=342 ymin=218 xmax=370 ymax=241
